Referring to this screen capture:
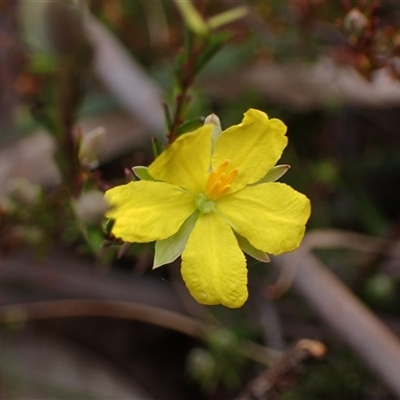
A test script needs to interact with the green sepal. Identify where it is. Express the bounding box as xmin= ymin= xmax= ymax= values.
xmin=104 ymin=218 xmax=115 ymax=235
xmin=153 ymin=211 xmax=199 ymax=269
xmin=251 ymin=165 xmax=290 ymax=185
xmin=132 ymin=166 xmax=156 ymax=181
xmin=235 ymin=233 xmax=270 ymax=263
